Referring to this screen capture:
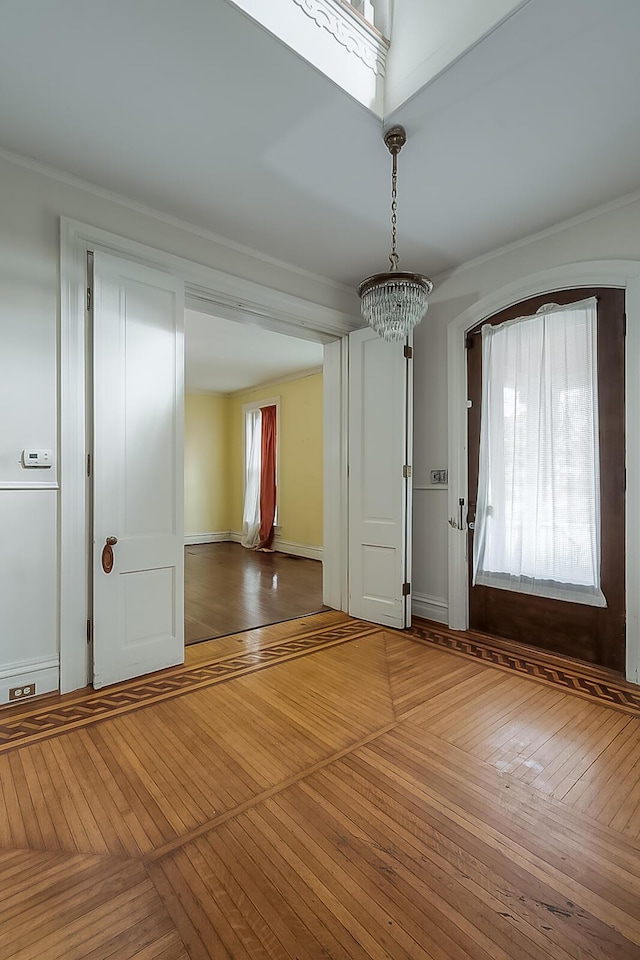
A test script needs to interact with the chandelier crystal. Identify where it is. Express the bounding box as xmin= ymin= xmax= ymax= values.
xmin=358 ymin=126 xmax=433 ymax=342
